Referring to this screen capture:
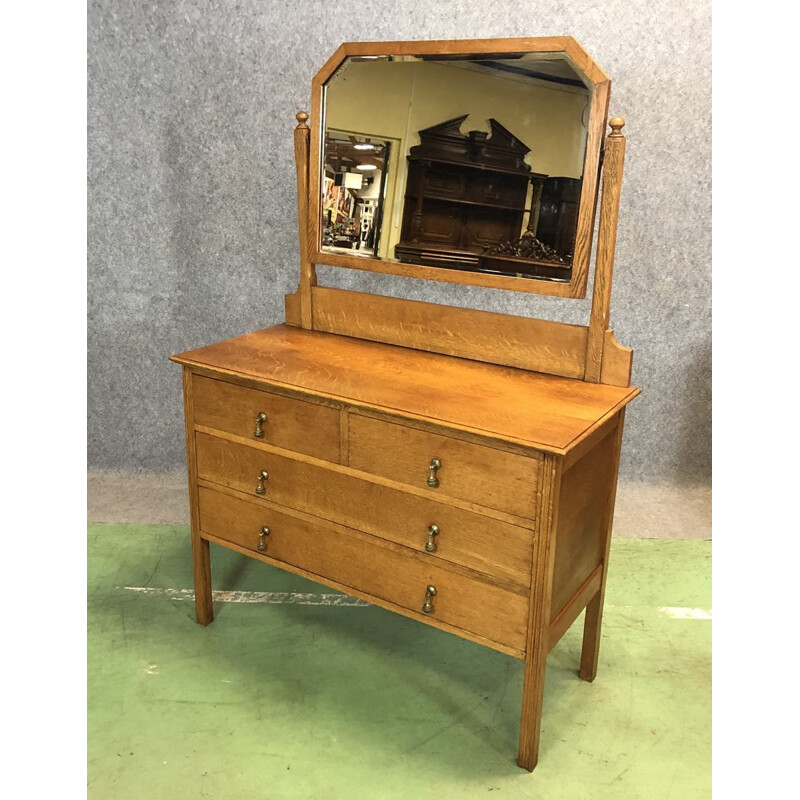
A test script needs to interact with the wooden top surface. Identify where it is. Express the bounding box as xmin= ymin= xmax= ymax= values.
xmin=171 ymin=325 xmax=638 ymax=453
